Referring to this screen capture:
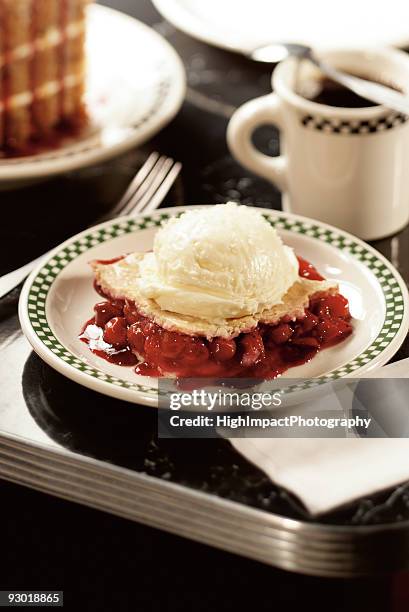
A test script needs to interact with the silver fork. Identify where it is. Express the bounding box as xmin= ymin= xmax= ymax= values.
xmin=0 ymin=152 xmax=182 ymax=300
